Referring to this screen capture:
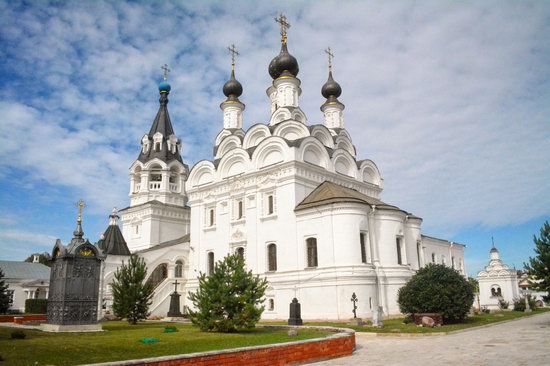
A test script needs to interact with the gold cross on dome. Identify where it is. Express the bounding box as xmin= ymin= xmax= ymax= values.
xmin=161 ymin=64 xmax=171 ymax=81
xmin=275 ymin=13 xmax=291 ymax=44
xmin=325 ymin=47 xmax=334 ymax=71
xmin=227 ymin=44 xmax=239 ymax=71
xmin=76 ymin=199 xmax=86 ymax=222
